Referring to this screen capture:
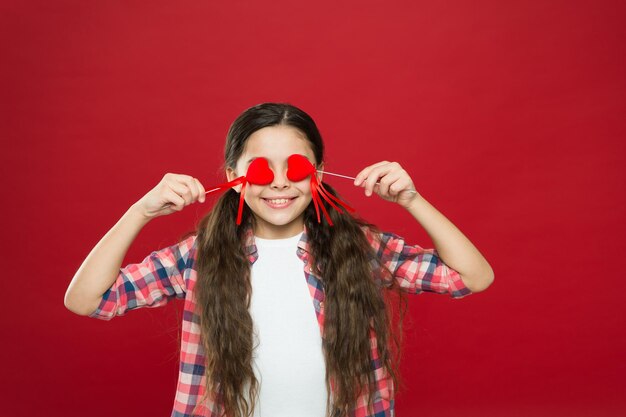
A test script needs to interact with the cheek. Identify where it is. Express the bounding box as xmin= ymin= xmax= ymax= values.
xmin=296 ymin=180 xmax=313 ymax=197
xmin=243 ymin=184 xmax=265 ymax=200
